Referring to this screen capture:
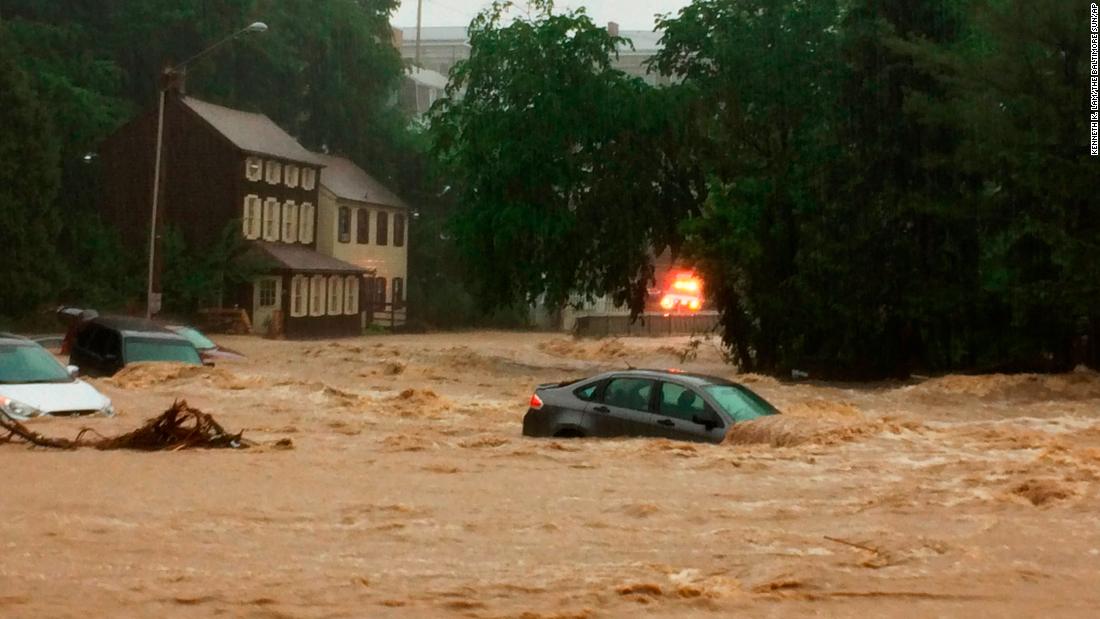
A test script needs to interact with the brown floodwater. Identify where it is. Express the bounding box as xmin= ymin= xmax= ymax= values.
xmin=2 ymin=331 xmax=1099 ymax=618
